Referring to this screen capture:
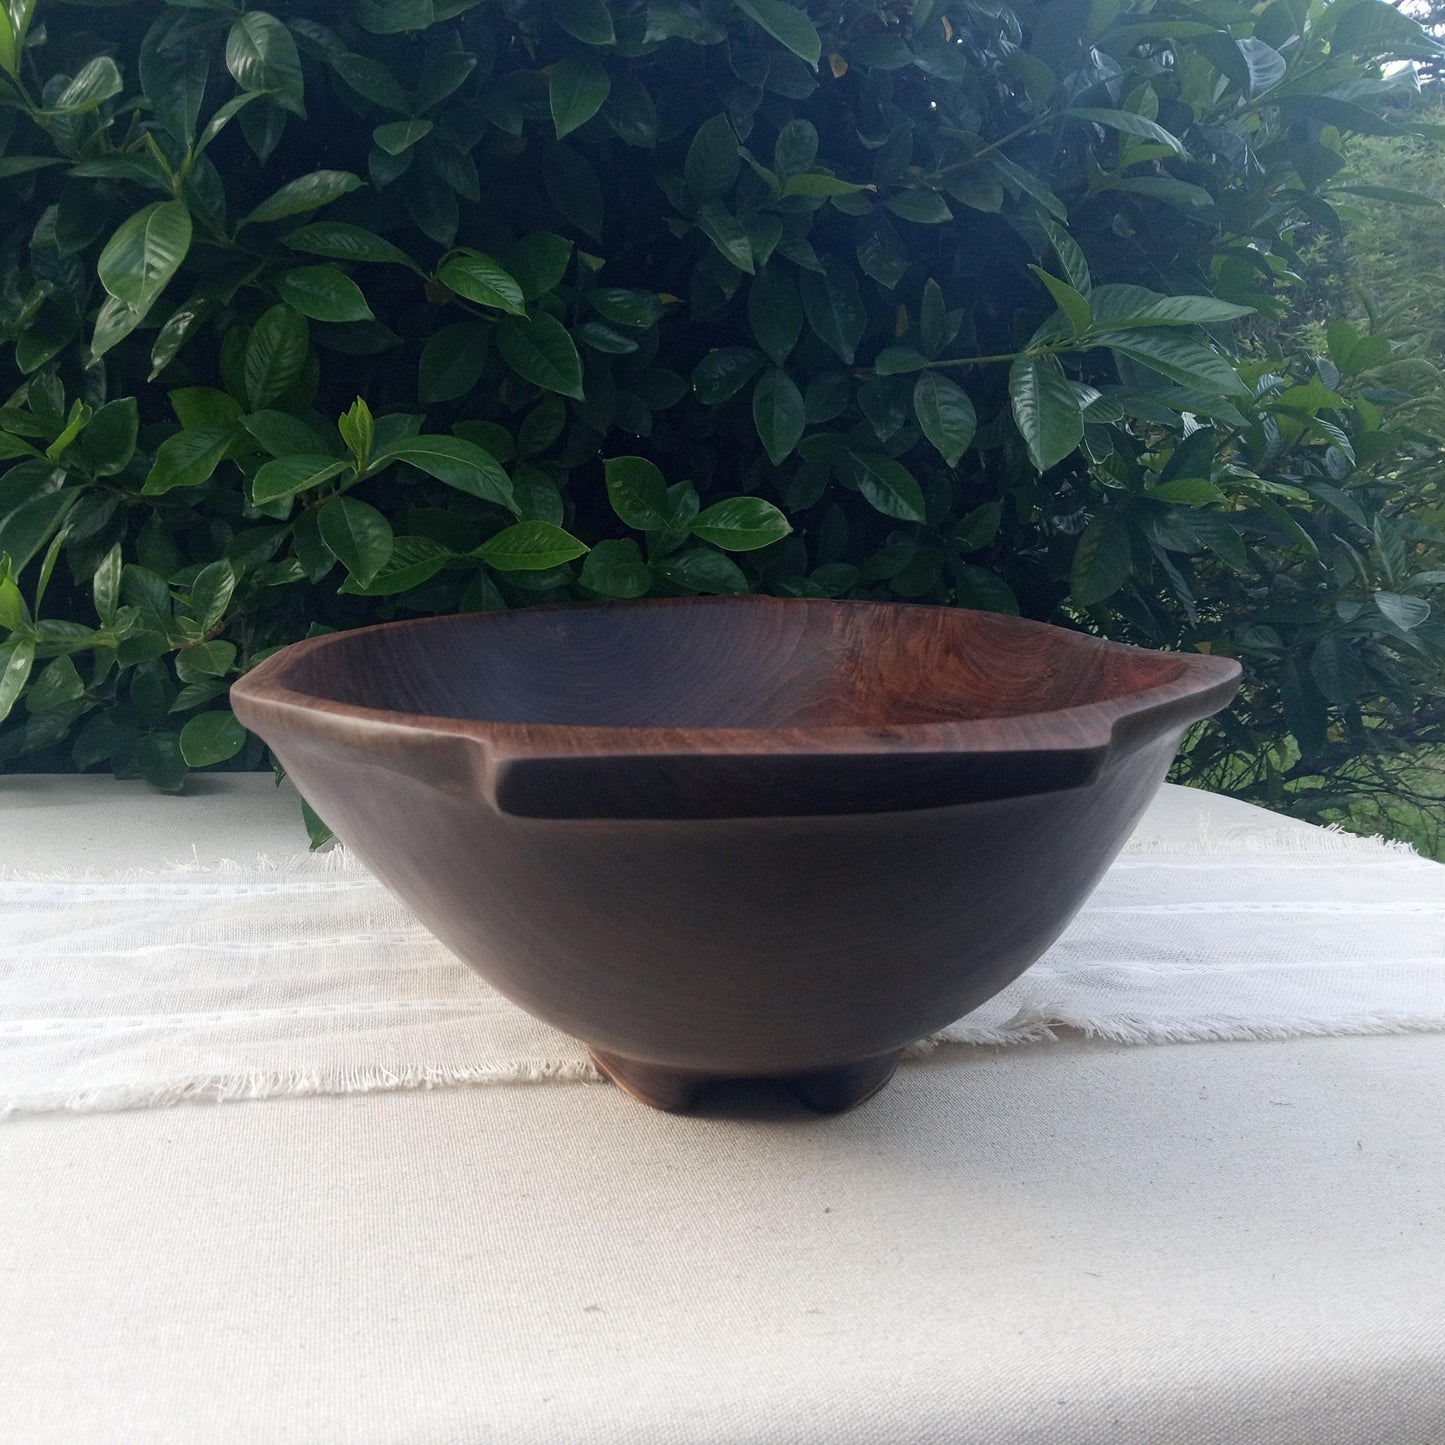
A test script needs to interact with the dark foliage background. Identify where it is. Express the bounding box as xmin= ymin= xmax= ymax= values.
xmin=1 ymin=0 xmax=1443 ymax=846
